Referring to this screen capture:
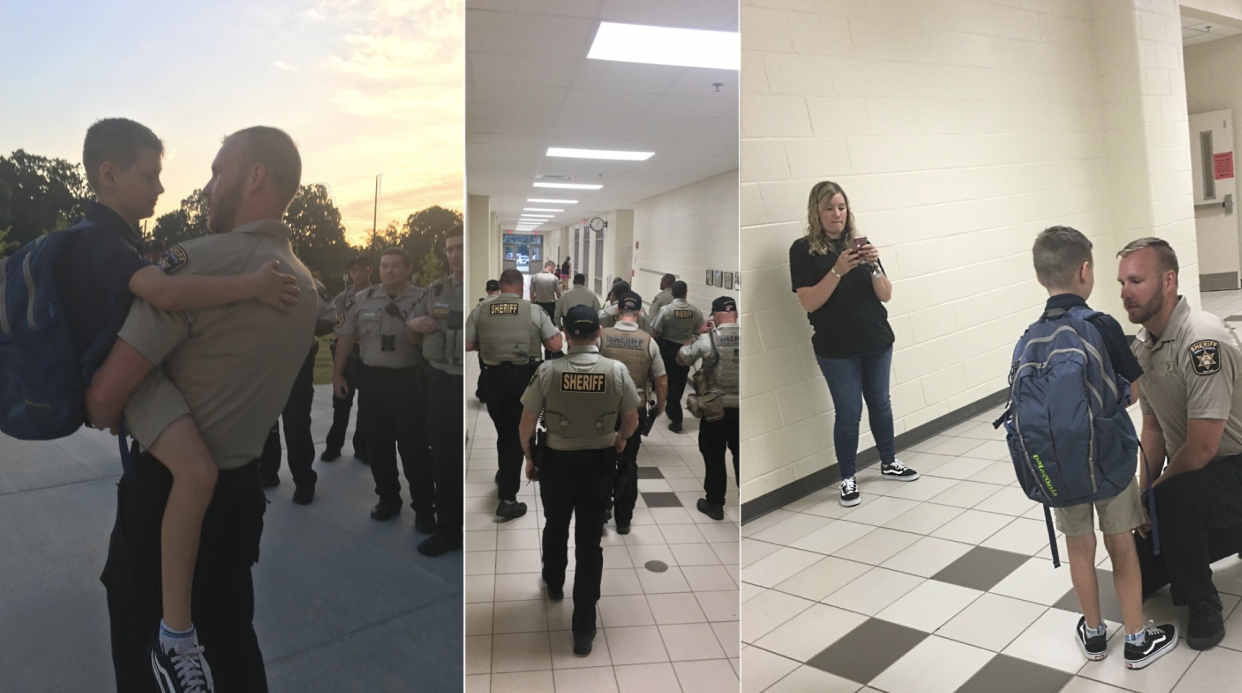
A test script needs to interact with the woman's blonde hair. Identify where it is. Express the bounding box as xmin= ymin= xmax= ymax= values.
xmin=805 ymin=181 xmax=855 ymax=256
